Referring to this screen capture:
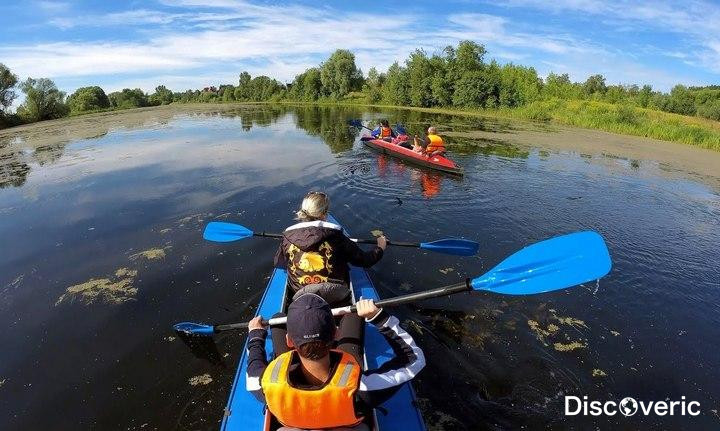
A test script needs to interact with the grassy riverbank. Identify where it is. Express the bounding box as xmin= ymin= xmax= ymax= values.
xmin=274 ymin=97 xmax=720 ymax=151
